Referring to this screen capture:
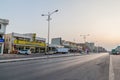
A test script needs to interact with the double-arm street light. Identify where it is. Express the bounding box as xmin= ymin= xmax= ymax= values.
xmin=80 ymin=34 xmax=90 ymax=53
xmin=80 ymin=34 xmax=90 ymax=43
xmin=42 ymin=10 xmax=58 ymax=53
